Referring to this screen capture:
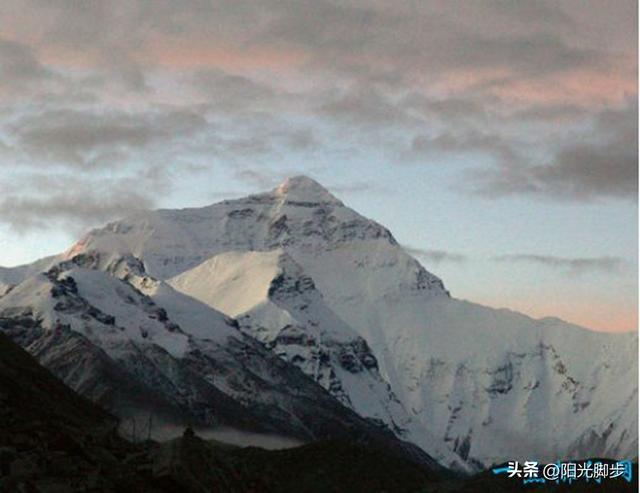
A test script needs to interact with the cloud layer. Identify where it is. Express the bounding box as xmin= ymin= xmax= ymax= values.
xmin=404 ymin=246 xmax=468 ymax=265
xmin=0 ymin=0 xmax=636 ymax=231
